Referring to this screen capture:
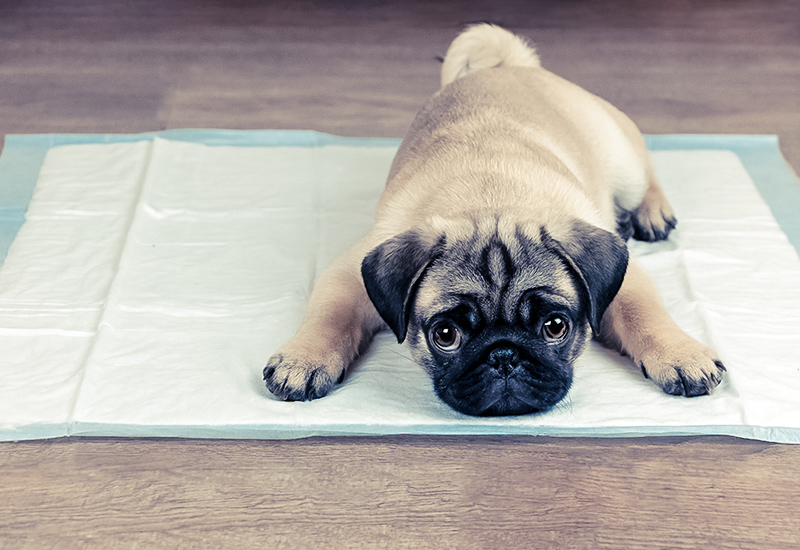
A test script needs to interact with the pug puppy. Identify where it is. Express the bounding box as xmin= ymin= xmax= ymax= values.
xmin=263 ymin=24 xmax=726 ymax=416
